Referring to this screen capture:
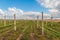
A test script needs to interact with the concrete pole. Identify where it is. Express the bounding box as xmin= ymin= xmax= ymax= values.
xmin=51 ymin=15 xmax=53 ymax=27
xmin=42 ymin=12 xmax=44 ymax=35
xmin=0 ymin=18 xmax=2 ymax=24
xmin=14 ymin=14 xmax=16 ymax=31
xmin=9 ymin=17 xmax=10 ymax=24
xmin=0 ymin=17 xmax=1 ymax=24
xmin=46 ymin=19 xmax=47 ymax=27
xmin=4 ymin=15 xmax=6 ymax=26
xmin=34 ymin=17 xmax=36 ymax=25
xmin=37 ymin=16 xmax=39 ymax=28
xmin=46 ymin=16 xmax=47 ymax=27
